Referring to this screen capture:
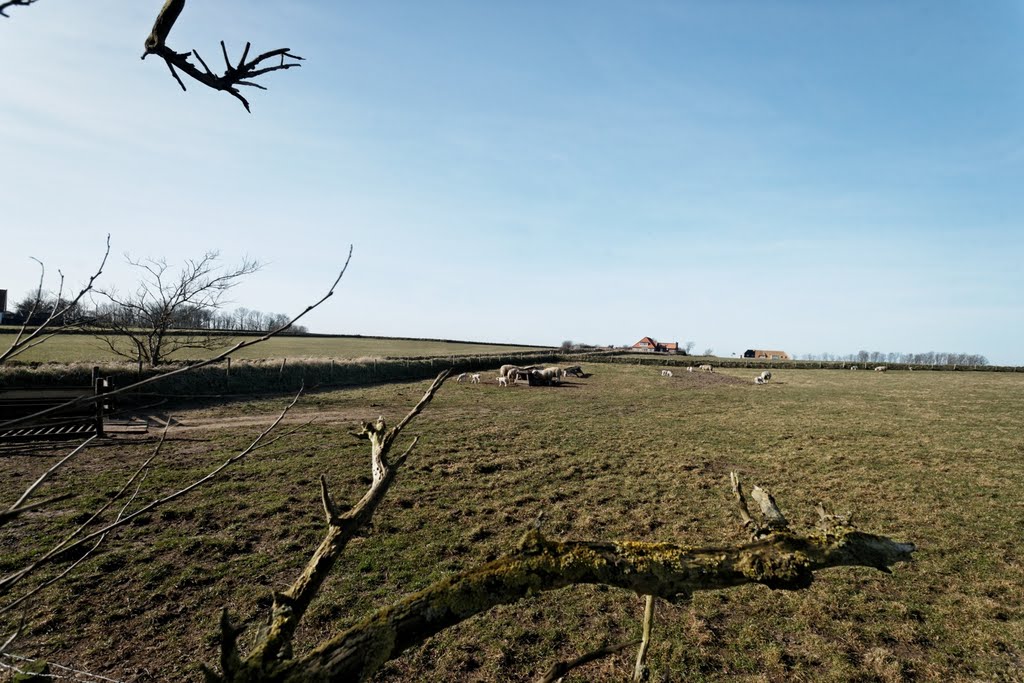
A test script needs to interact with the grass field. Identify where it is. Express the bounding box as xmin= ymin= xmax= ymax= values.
xmin=2 ymin=364 xmax=1023 ymax=681
xmin=0 ymin=330 xmax=545 ymax=363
